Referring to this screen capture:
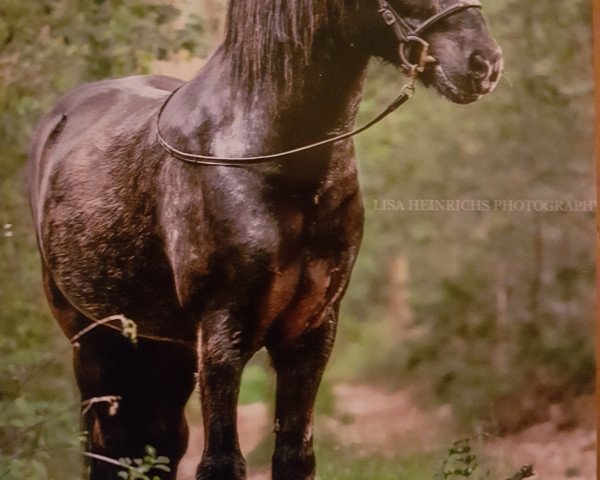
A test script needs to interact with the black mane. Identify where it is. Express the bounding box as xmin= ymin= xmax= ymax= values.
xmin=224 ymin=0 xmax=342 ymax=95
